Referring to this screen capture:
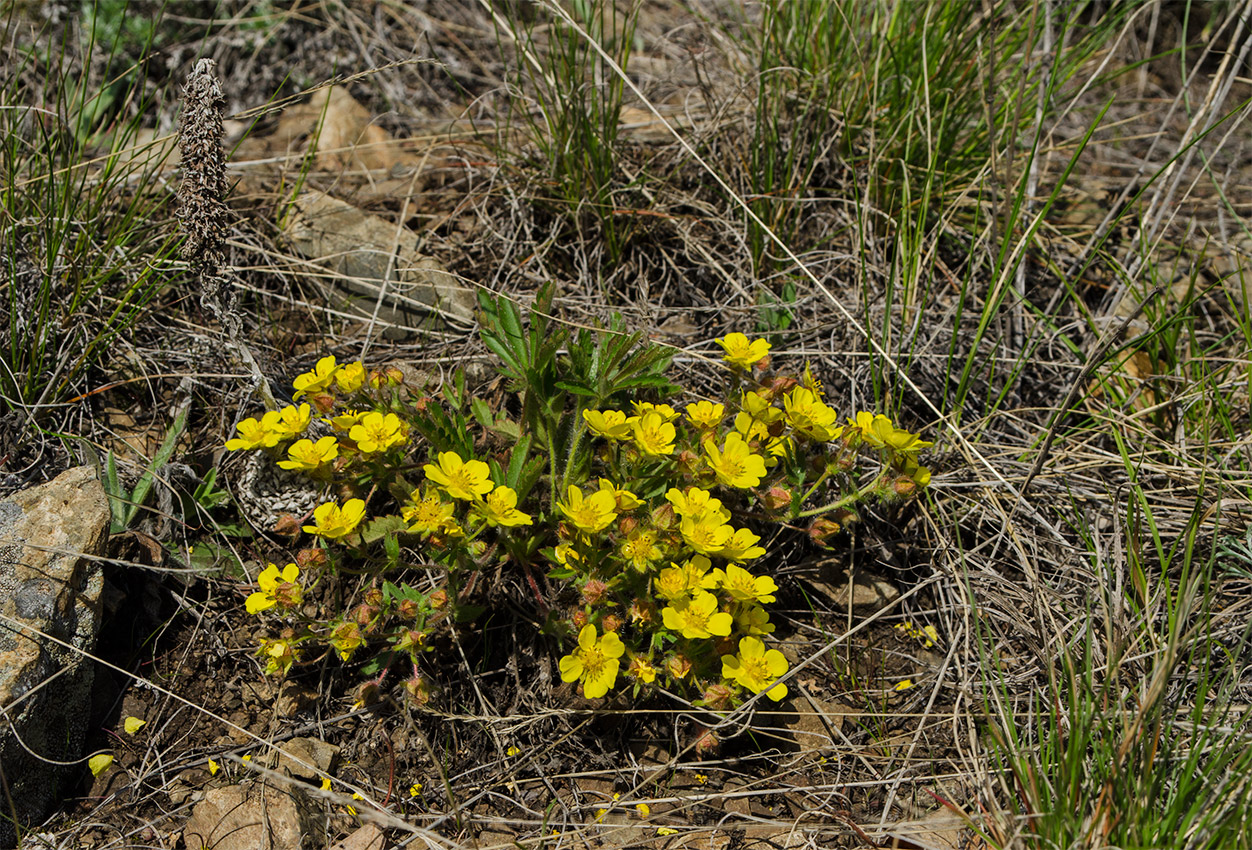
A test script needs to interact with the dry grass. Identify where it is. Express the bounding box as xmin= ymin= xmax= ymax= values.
xmin=3 ymin=1 xmax=1251 ymax=848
